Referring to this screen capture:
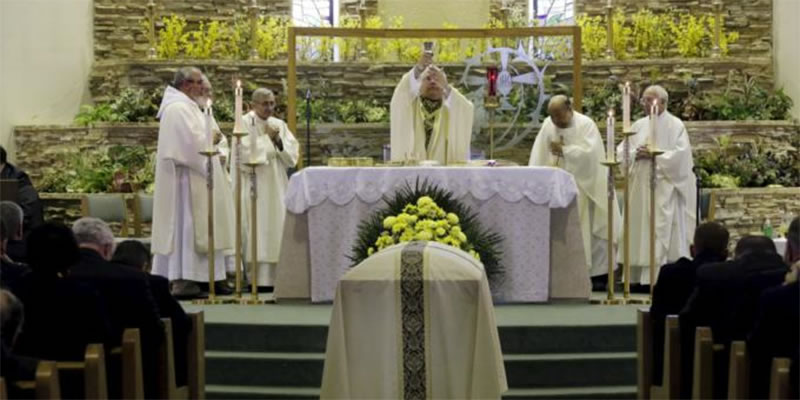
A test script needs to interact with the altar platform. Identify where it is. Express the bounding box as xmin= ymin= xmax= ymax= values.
xmin=184 ymin=293 xmax=646 ymax=399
